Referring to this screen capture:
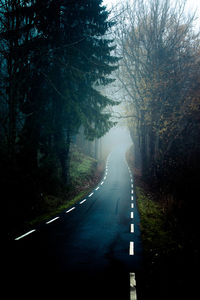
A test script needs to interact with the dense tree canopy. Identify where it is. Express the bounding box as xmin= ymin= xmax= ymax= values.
xmin=0 ymin=0 xmax=119 ymax=220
